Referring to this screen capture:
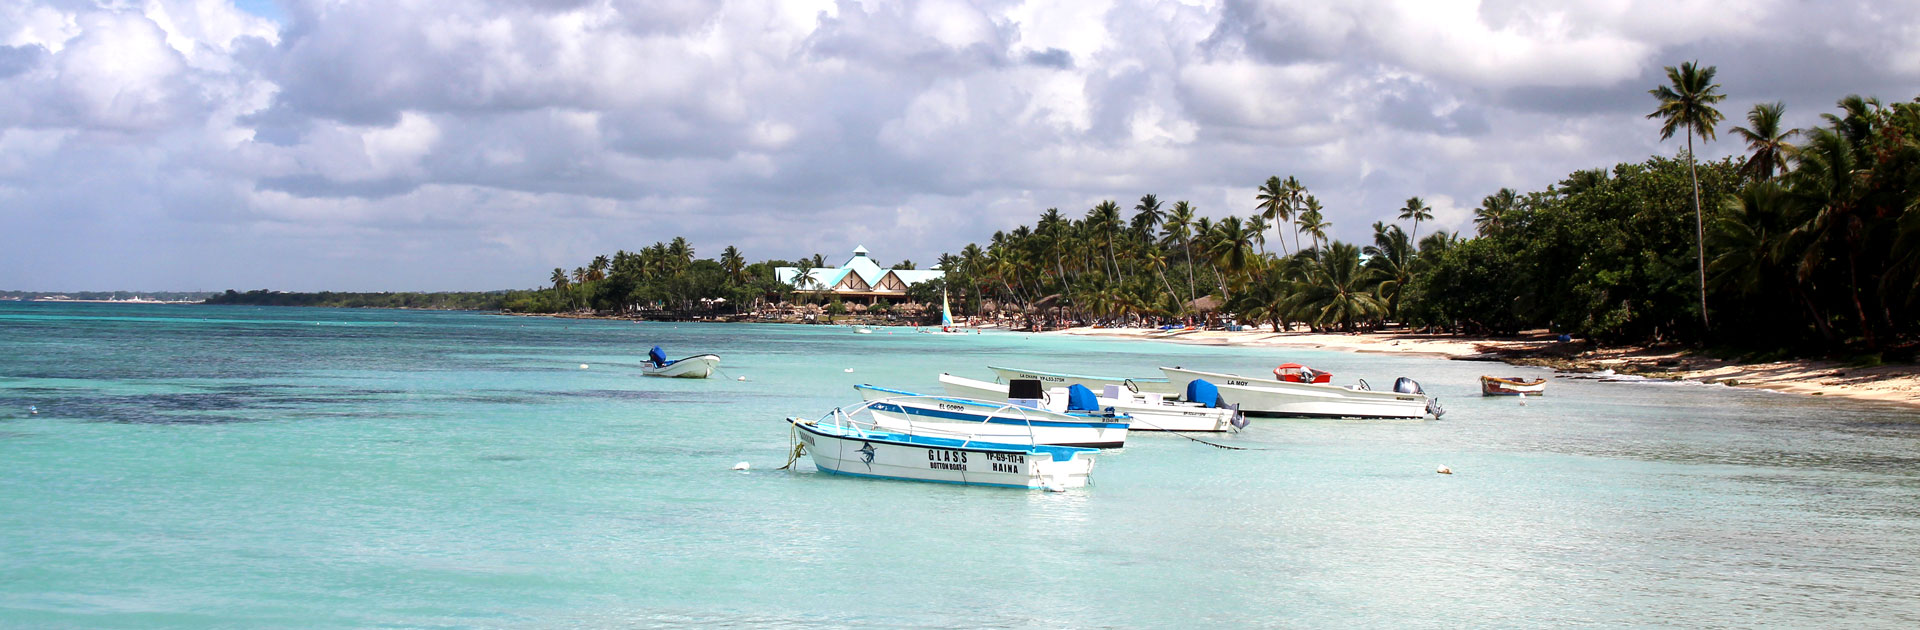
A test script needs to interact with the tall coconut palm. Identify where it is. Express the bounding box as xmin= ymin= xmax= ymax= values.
xmin=1363 ymin=222 xmax=1414 ymax=320
xmin=1730 ymin=102 xmax=1798 ymax=180
xmin=1087 ymin=200 xmax=1124 ymax=283
xmin=1648 ymin=60 xmax=1726 ymax=330
xmin=1132 ymin=194 xmax=1164 ymax=243
xmin=1255 ymin=176 xmax=1293 ymax=257
xmin=1164 ymin=201 xmax=1199 ymax=305
xmin=1397 ymin=196 xmax=1433 ymax=243
xmin=1297 ymin=196 xmax=1330 ymax=250
xmin=550 ymin=268 xmax=569 ymax=292
xmin=1208 ymin=216 xmax=1257 ymax=299
xmin=1247 ymin=215 xmax=1270 ymax=256
xmin=720 ymin=246 xmax=745 ymax=283
xmin=1283 ymin=176 xmax=1306 ymax=254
